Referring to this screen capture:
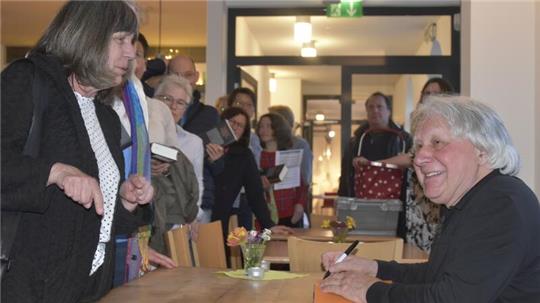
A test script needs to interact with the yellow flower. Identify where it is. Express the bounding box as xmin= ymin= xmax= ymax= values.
xmin=321 ymin=219 xmax=331 ymax=229
xmin=345 ymin=216 xmax=356 ymax=230
xmin=226 ymin=227 xmax=248 ymax=246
